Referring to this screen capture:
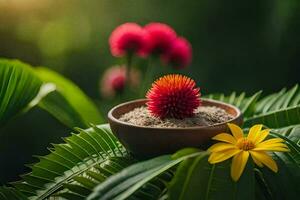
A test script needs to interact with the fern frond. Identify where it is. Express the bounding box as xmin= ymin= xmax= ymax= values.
xmin=253 ymin=127 xmax=300 ymax=200
xmin=205 ymin=90 xmax=262 ymax=118
xmin=245 ymin=85 xmax=300 ymax=128
xmin=0 ymin=186 xmax=27 ymax=200
xmin=12 ymin=124 xmax=132 ymax=200
xmin=206 ymin=85 xmax=300 ymax=128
